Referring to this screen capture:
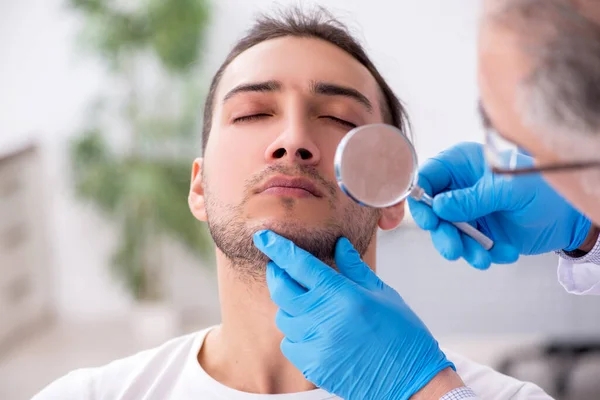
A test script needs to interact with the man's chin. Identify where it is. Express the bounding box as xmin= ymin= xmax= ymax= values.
xmin=247 ymin=219 xmax=340 ymax=264
xmin=248 ymin=219 xmax=331 ymax=239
